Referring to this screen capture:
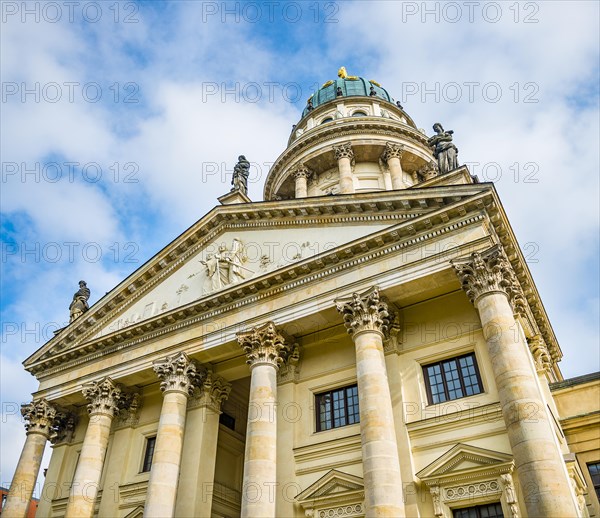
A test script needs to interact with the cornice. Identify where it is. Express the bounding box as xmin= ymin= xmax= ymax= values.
xmin=28 ymin=193 xmax=490 ymax=378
